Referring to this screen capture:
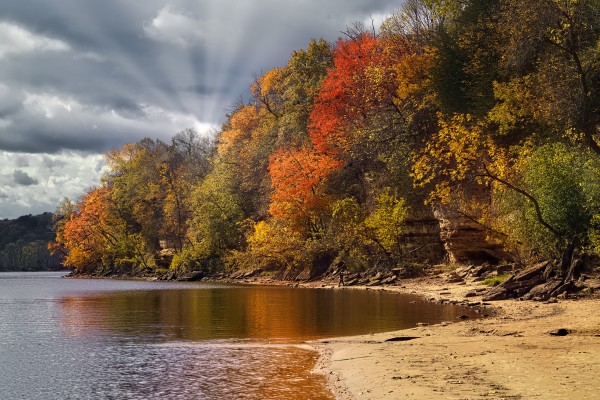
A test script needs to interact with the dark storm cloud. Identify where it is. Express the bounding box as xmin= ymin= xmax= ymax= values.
xmin=13 ymin=170 xmax=38 ymax=186
xmin=0 ymin=0 xmax=401 ymax=154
